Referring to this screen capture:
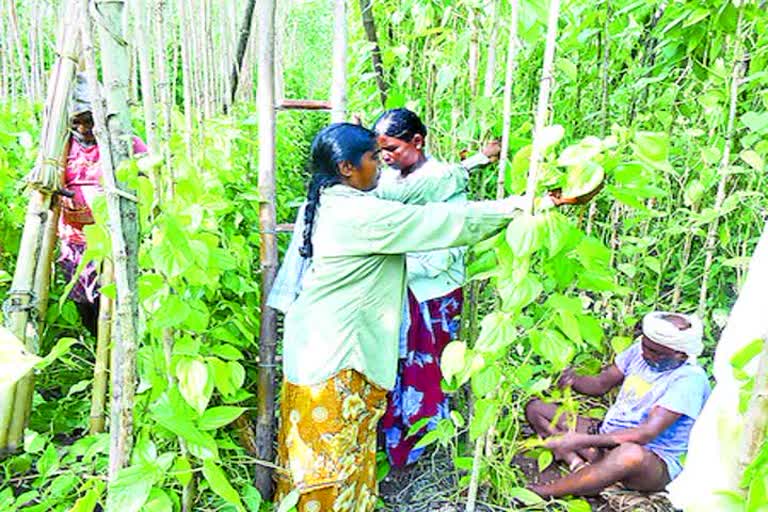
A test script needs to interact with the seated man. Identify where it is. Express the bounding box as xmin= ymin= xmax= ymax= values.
xmin=525 ymin=311 xmax=711 ymax=498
